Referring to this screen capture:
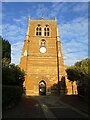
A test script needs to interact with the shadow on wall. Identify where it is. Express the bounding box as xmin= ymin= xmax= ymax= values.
xmin=47 ymin=76 xmax=68 ymax=95
xmin=23 ymin=76 xmax=68 ymax=96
